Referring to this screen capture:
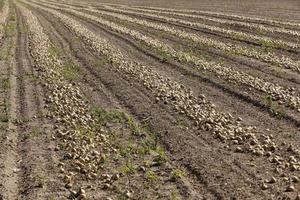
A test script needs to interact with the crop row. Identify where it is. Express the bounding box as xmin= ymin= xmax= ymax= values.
xmin=124 ymin=6 xmax=300 ymax=38
xmin=81 ymin=5 xmax=300 ymax=73
xmin=134 ymin=5 xmax=300 ymax=29
xmin=104 ymin=5 xmax=299 ymax=50
xmin=0 ymin=0 xmax=9 ymax=40
xmin=28 ymin=1 xmax=300 ymax=112
xmin=25 ymin=1 xmax=300 ymax=176
xmin=19 ymin=4 xmax=105 ymax=196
